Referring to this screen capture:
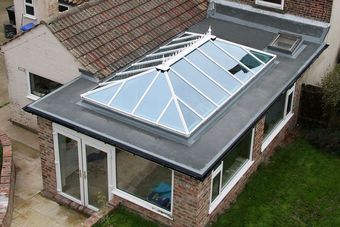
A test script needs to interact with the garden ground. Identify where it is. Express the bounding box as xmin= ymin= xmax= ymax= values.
xmin=96 ymin=138 xmax=340 ymax=227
